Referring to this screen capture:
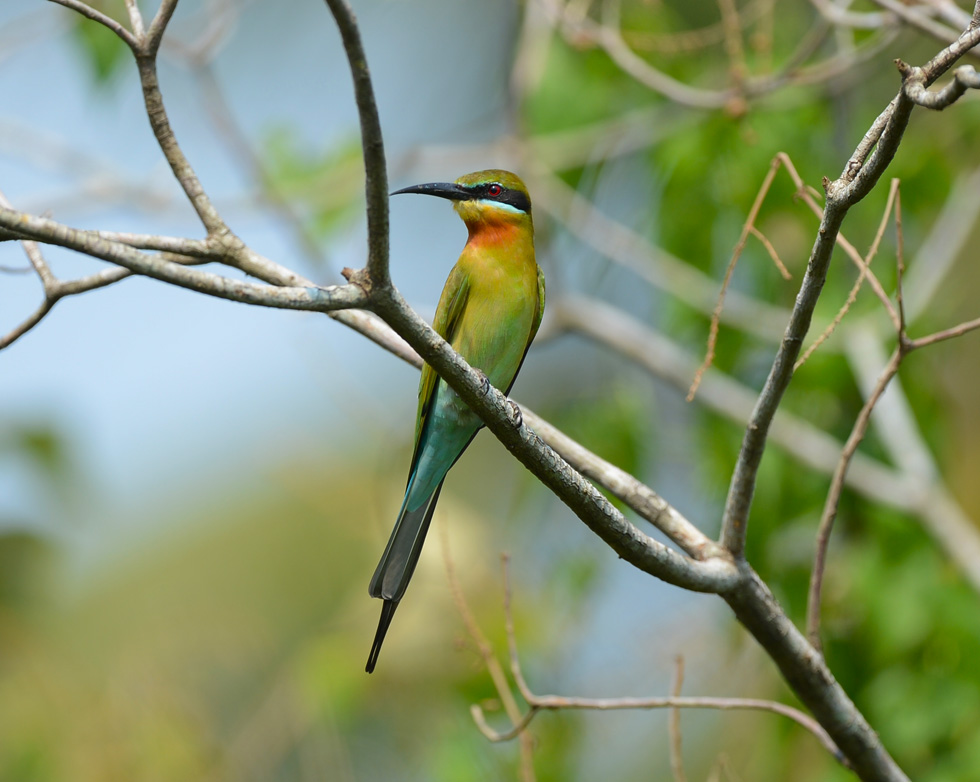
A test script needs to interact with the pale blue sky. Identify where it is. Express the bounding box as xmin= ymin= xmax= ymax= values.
xmin=0 ymin=0 xmax=521 ymax=559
